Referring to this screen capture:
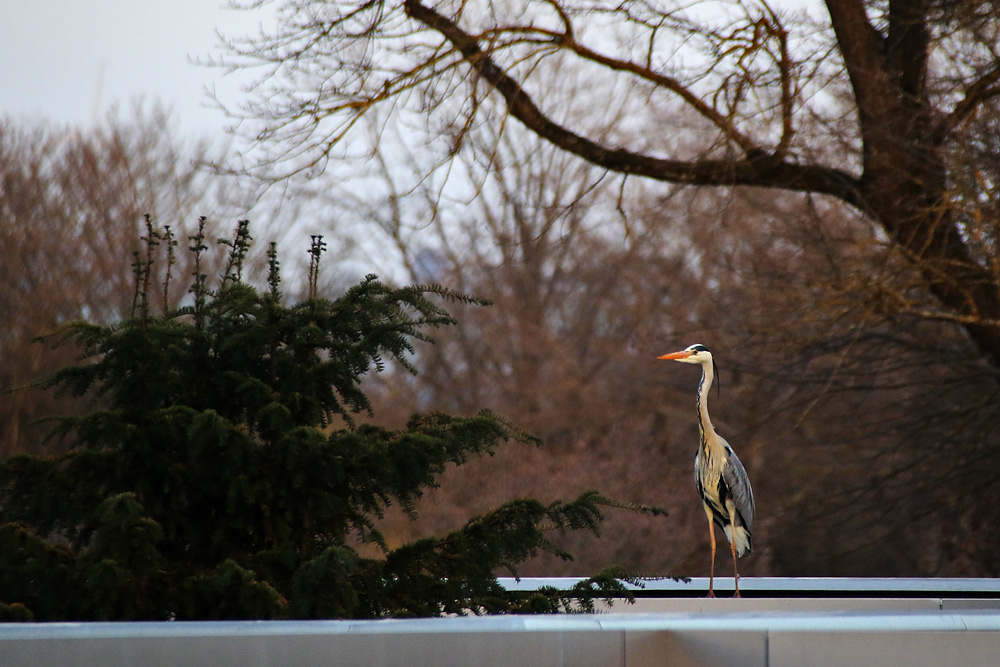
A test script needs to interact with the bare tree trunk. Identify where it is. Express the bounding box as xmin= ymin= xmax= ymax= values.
xmin=827 ymin=0 xmax=1000 ymax=366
